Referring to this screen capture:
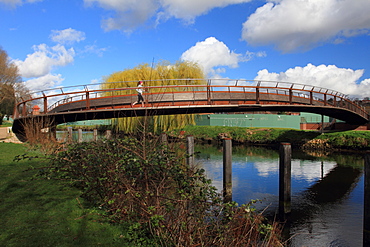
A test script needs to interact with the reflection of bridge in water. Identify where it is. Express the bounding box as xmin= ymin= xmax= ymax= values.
xmin=12 ymin=79 xmax=369 ymax=140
